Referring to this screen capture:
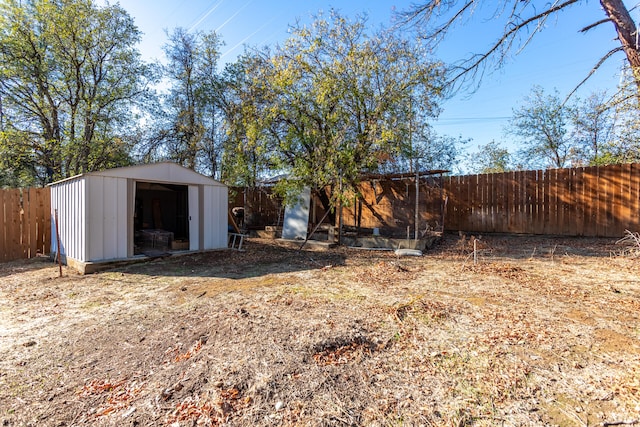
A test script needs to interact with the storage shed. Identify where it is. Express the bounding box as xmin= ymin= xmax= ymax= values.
xmin=49 ymin=162 xmax=228 ymax=273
